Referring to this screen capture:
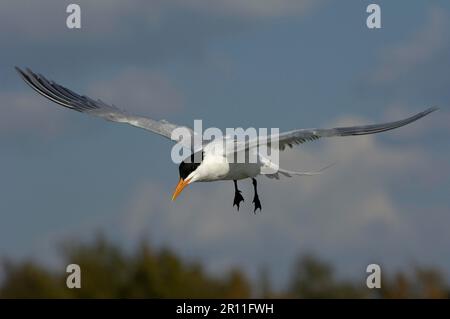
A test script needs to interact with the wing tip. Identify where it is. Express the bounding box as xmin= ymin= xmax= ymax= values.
xmin=426 ymin=106 xmax=439 ymax=113
xmin=417 ymin=106 xmax=439 ymax=120
xmin=14 ymin=66 xmax=27 ymax=77
xmin=15 ymin=66 xmax=36 ymax=84
xmin=15 ymin=66 xmax=39 ymax=79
